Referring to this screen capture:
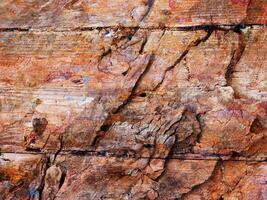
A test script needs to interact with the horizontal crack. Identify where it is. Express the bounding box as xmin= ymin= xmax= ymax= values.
xmin=1 ymin=151 xmax=266 ymax=162
xmin=0 ymin=24 xmax=265 ymax=33
xmin=0 ymin=27 xmax=30 ymax=32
